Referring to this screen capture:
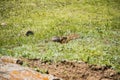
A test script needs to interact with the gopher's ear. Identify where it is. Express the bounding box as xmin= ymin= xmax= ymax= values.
xmin=25 ymin=30 xmax=34 ymax=36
